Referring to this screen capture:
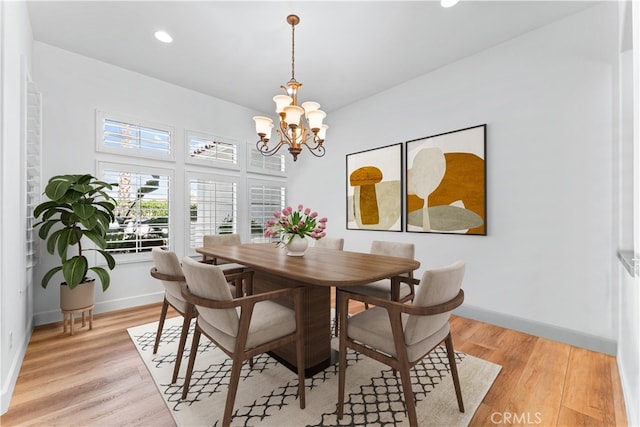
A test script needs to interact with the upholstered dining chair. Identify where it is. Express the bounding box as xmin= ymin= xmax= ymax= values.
xmin=202 ymin=233 xmax=249 ymax=297
xmin=314 ymin=236 xmax=345 ymax=250
xmin=202 ymin=234 xmax=244 ymax=270
xmin=347 ymin=240 xmax=416 ymax=304
xmin=179 ymin=256 xmax=306 ymax=427
xmin=150 ymin=248 xmax=197 ymax=384
xmin=150 ymin=248 xmax=248 ymax=383
xmin=337 ymin=260 xmax=466 ymax=427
